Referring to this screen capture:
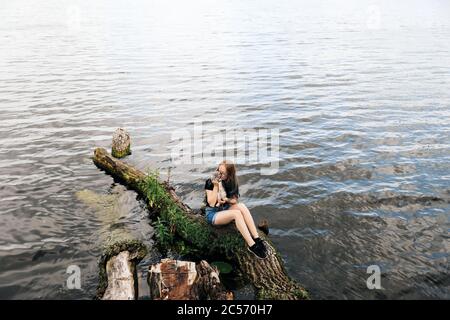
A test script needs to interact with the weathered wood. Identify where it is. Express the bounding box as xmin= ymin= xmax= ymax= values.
xmin=96 ymin=239 xmax=147 ymax=299
xmin=148 ymin=259 xmax=197 ymax=300
xmin=102 ymin=251 xmax=135 ymax=300
xmin=195 ymin=260 xmax=234 ymax=300
xmin=112 ymin=128 xmax=131 ymax=158
xmin=148 ymin=259 xmax=233 ymax=300
xmin=93 ymin=147 xmax=309 ymax=300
